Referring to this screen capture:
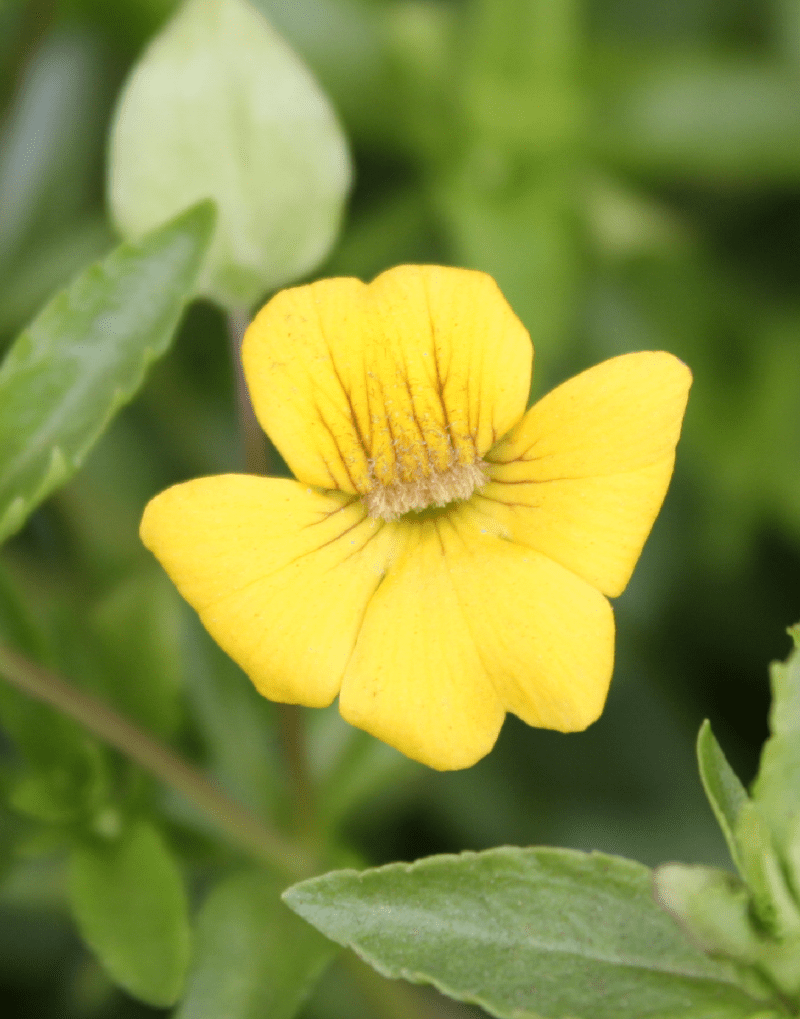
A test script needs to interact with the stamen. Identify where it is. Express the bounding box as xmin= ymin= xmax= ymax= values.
xmin=365 ymin=460 xmax=488 ymax=521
